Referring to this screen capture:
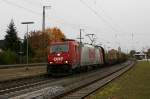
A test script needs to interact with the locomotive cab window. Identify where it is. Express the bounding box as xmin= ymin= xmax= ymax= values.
xmin=50 ymin=44 xmax=68 ymax=53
